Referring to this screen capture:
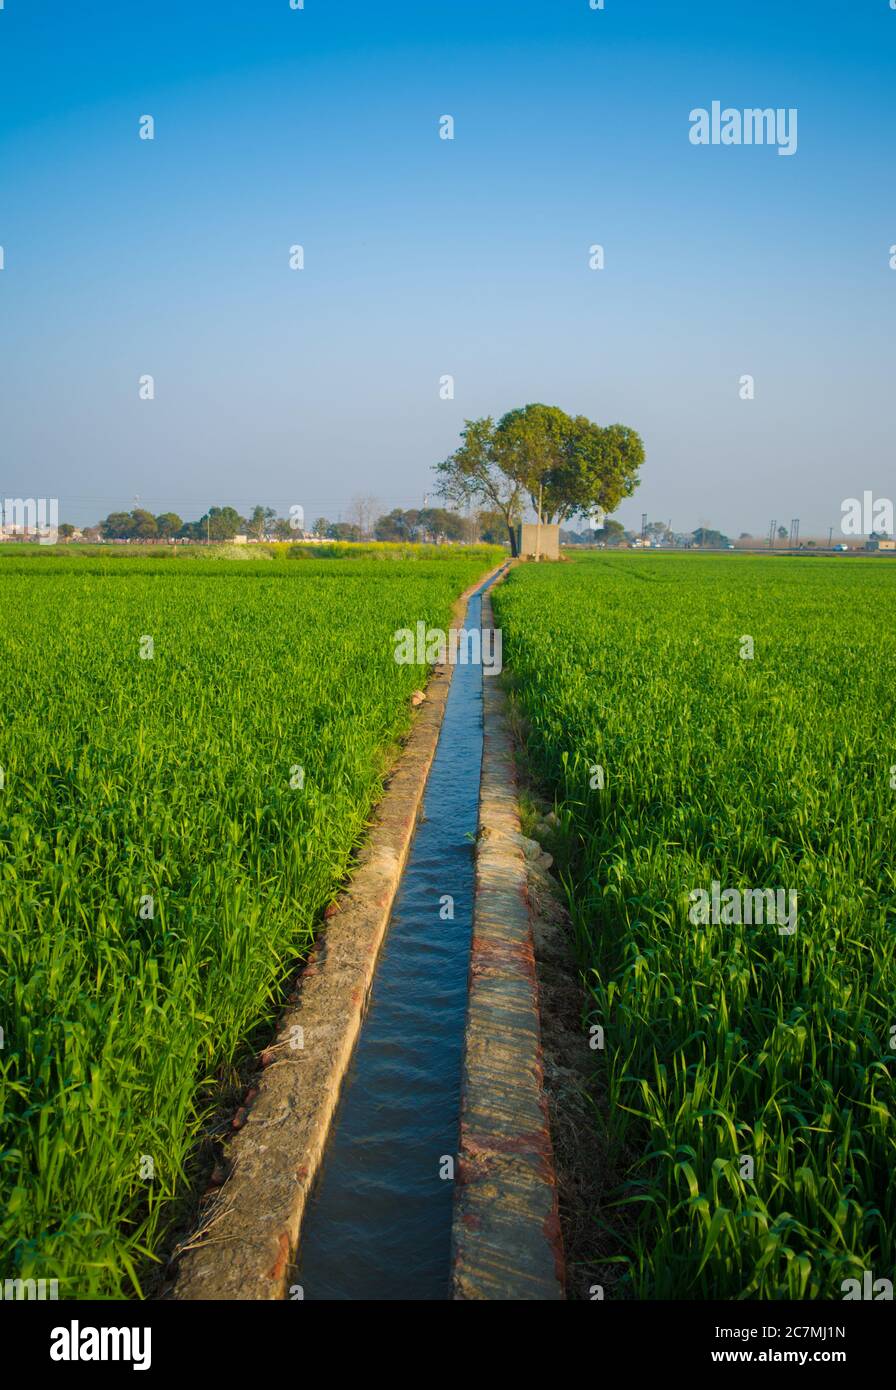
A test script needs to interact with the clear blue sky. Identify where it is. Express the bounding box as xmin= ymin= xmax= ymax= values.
xmin=1 ymin=0 xmax=894 ymax=535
